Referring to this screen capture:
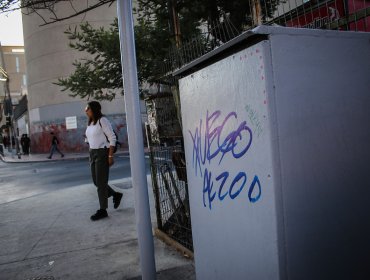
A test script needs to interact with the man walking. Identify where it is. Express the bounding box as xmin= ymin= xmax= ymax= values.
xmin=47 ymin=132 xmax=64 ymax=159
xmin=21 ymin=134 xmax=31 ymax=155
